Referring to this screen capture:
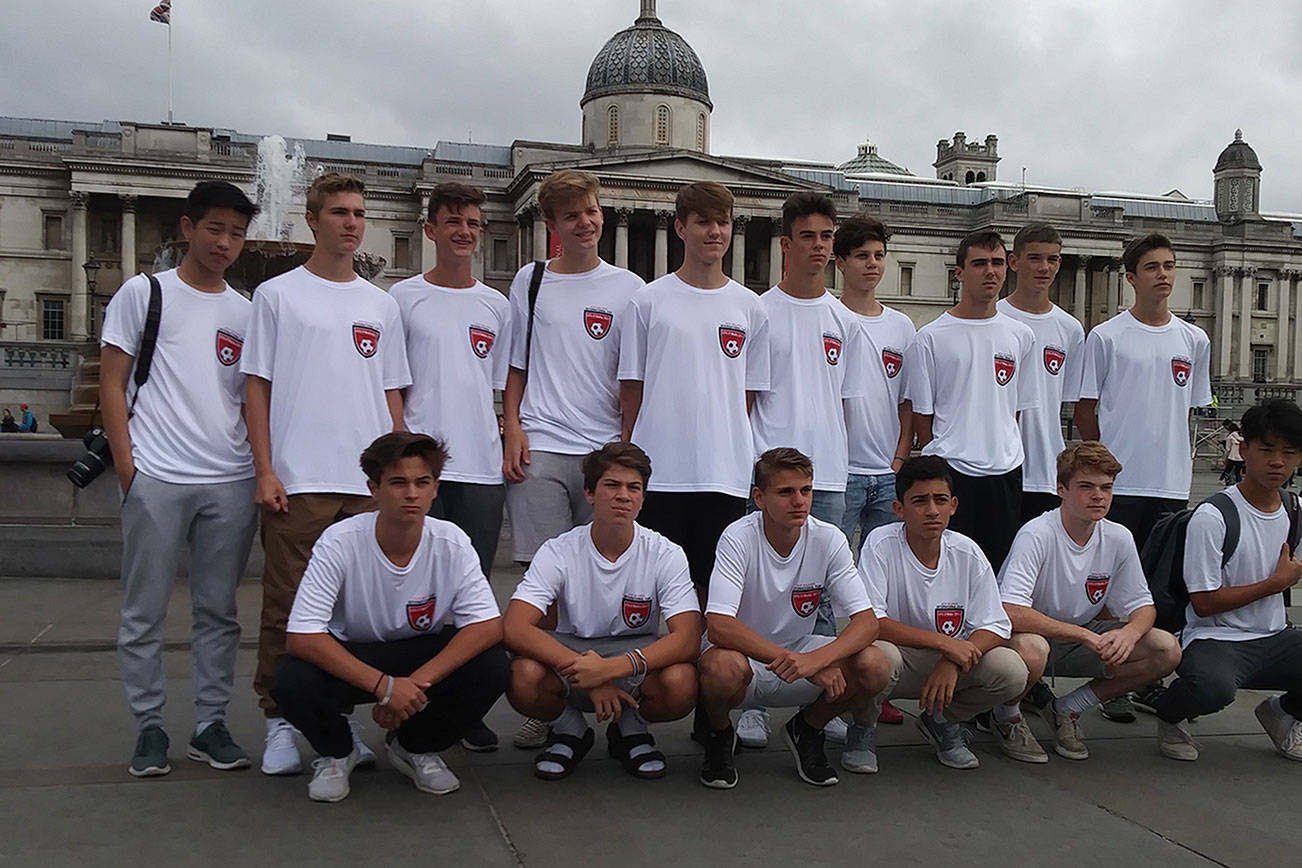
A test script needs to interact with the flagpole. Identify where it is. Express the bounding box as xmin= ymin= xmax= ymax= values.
xmin=166 ymin=12 xmax=173 ymax=123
